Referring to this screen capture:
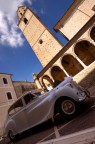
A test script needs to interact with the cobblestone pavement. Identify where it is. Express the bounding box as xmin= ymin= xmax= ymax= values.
xmin=0 ymin=88 xmax=95 ymax=144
